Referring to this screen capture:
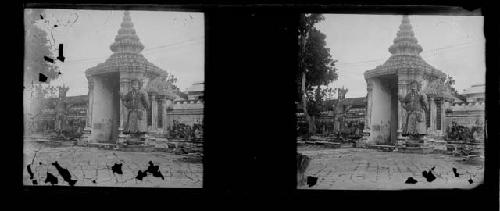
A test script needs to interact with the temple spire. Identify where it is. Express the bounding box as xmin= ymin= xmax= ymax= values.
xmin=110 ymin=10 xmax=145 ymax=53
xmin=388 ymin=15 xmax=423 ymax=56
